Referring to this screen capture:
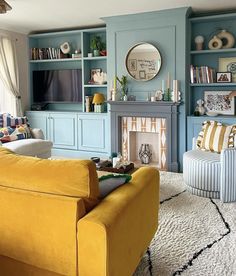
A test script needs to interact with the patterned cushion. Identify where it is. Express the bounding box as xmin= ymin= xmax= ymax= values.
xmin=197 ymin=121 xmax=236 ymax=153
xmin=0 ymin=113 xmax=28 ymax=128
xmin=0 ymin=124 xmax=32 ymax=143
